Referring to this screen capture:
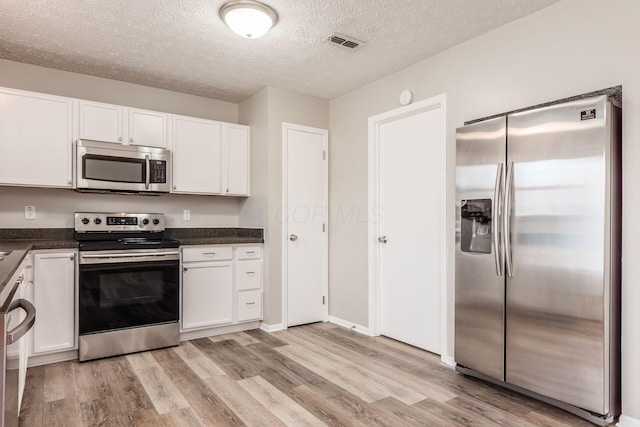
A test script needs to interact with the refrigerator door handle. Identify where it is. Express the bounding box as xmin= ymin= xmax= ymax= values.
xmin=504 ymin=161 xmax=514 ymax=277
xmin=493 ymin=163 xmax=504 ymax=276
